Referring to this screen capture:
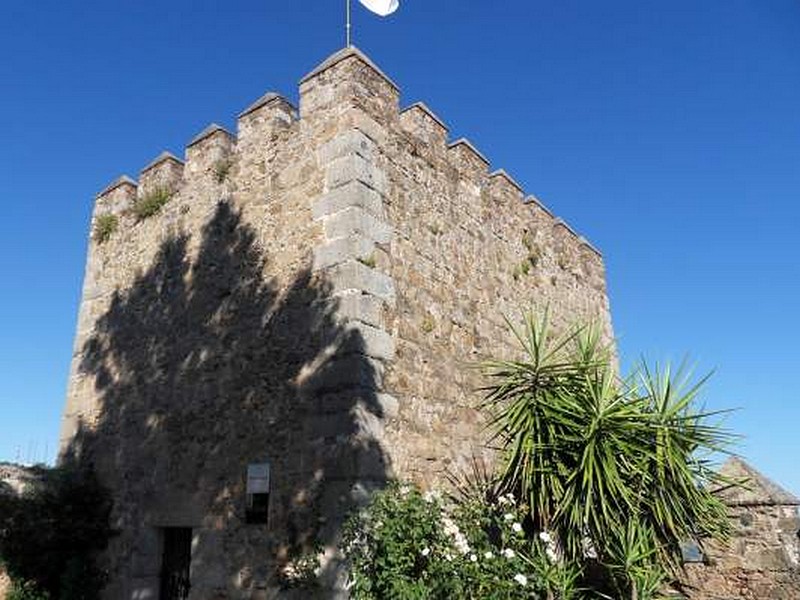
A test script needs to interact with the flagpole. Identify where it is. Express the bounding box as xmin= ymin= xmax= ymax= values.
xmin=346 ymin=0 xmax=352 ymax=47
